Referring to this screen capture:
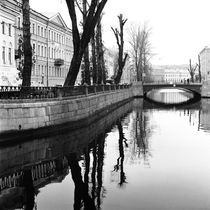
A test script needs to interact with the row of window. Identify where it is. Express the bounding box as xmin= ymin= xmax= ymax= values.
xmin=31 ymin=22 xmax=71 ymax=46
xmin=1 ymin=46 xmax=12 ymax=65
xmin=15 ymin=16 xmax=72 ymax=46
xmin=32 ymin=65 xmax=67 ymax=78
xmin=1 ymin=22 xmax=12 ymax=36
xmin=33 ymin=43 xmax=72 ymax=61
